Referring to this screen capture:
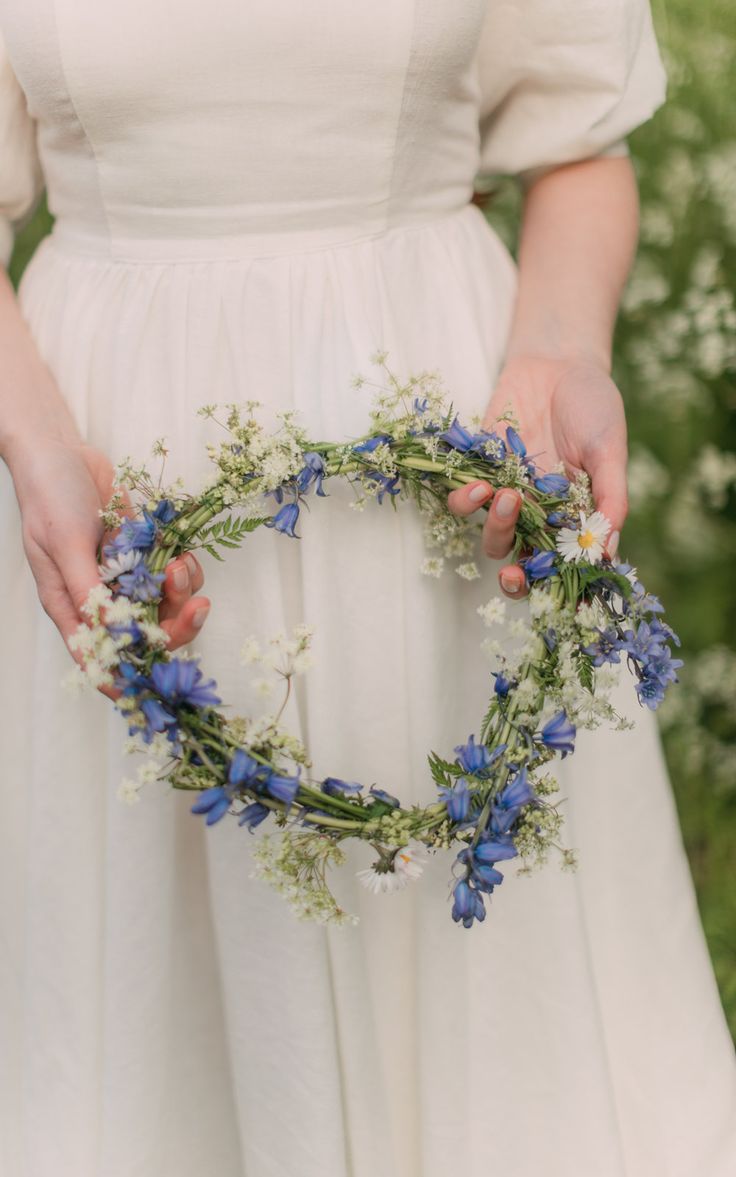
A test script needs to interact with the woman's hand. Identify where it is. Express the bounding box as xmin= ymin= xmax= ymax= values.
xmin=447 ymin=354 xmax=628 ymax=597
xmin=6 ymin=435 xmax=210 ymax=696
